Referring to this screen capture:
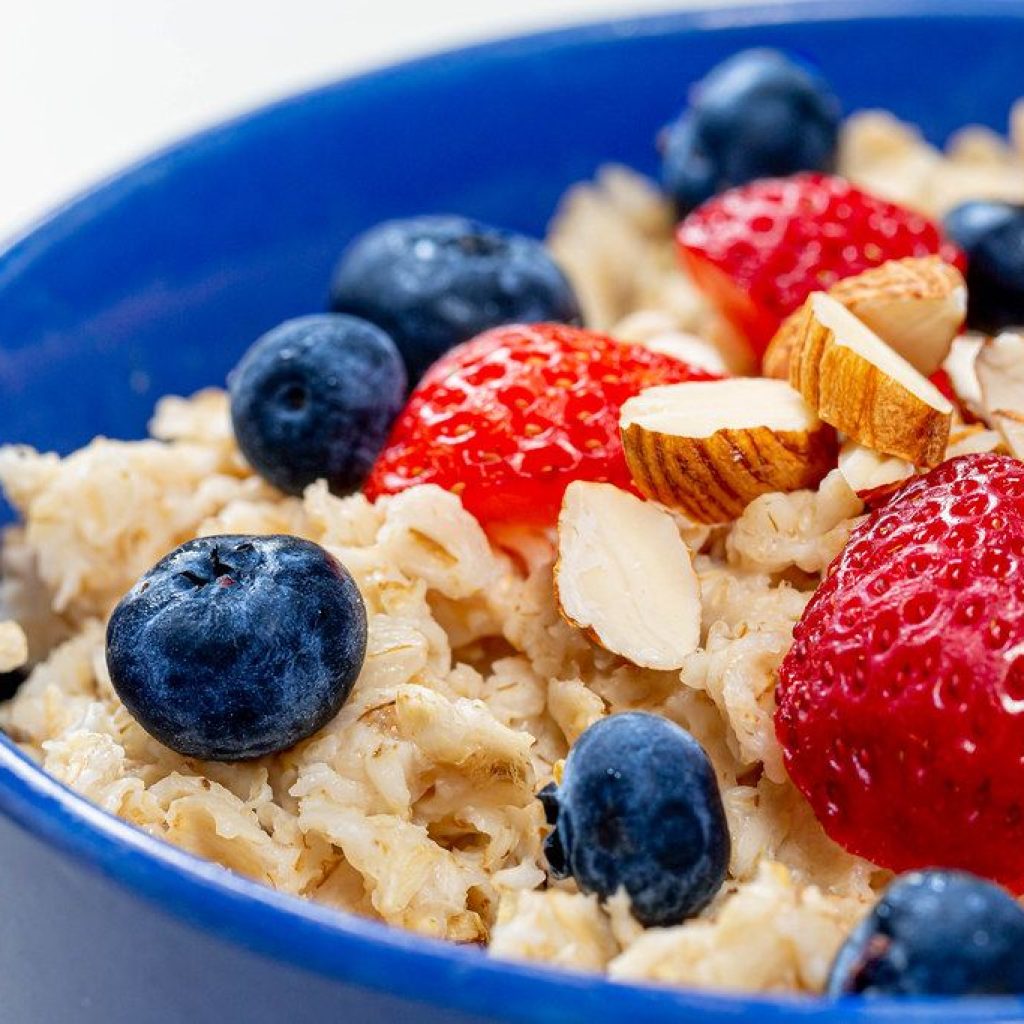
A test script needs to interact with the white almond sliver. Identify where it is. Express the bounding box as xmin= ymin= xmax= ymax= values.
xmin=976 ymin=331 xmax=1024 ymax=459
xmin=838 ymin=440 xmax=914 ymax=498
xmin=554 ymin=482 xmax=700 ymax=671
xmin=946 ymin=424 xmax=1005 ymax=459
xmin=943 ymin=334 xmax=986 ymax=416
